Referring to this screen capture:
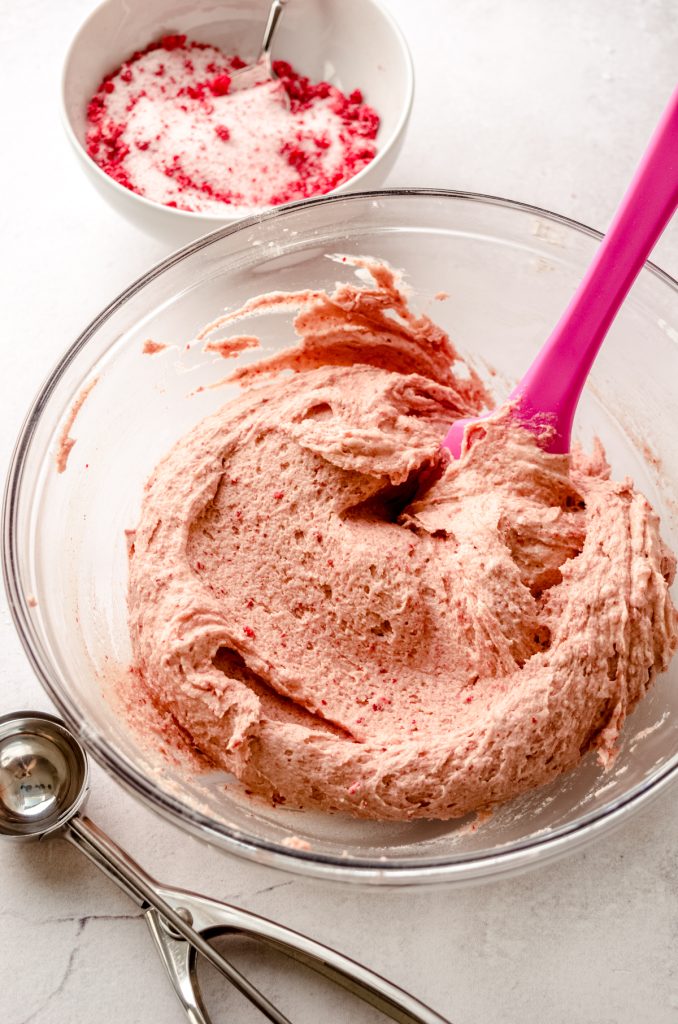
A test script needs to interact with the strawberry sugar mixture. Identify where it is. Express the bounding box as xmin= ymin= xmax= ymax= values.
xmin=85 ymin=35 xmax=380 ymax=212
xmin=126 ymin=259 xmax=678 ymax=821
